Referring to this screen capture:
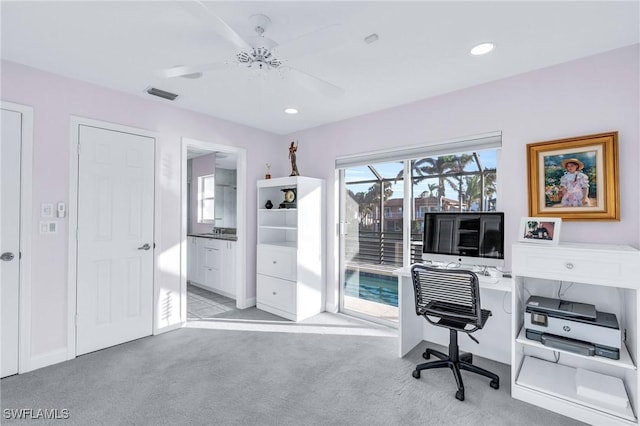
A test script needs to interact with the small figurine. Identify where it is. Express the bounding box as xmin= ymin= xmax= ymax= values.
xmin=265 ymin=163 xmax=271 ymax=179
xmin=289 ymin=141 xmax=299 ymax=176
